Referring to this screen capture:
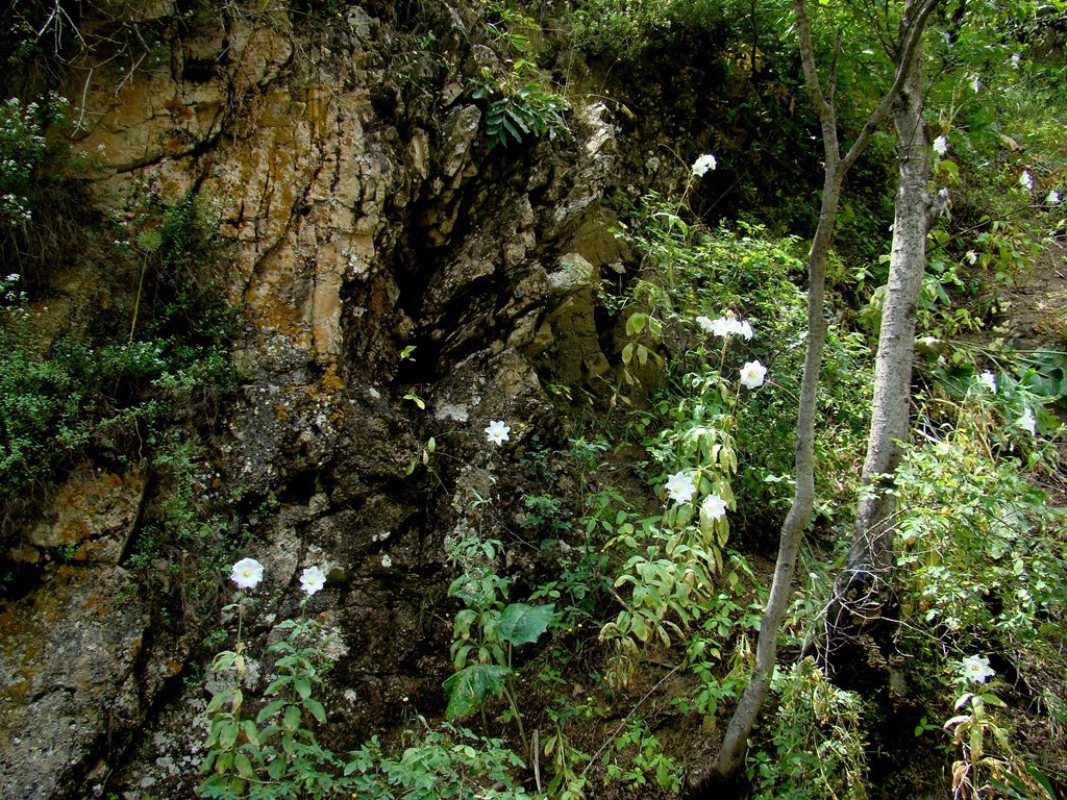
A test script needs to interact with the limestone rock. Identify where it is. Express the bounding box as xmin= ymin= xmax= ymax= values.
xmin=0 ymin=566 xmax=150 ymax=799
xmin=21 ymin=467 xmax=146 ymax=565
